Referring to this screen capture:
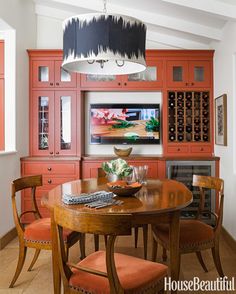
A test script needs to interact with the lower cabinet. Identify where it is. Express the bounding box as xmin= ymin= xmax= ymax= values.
xmin=21 ymin=158 xmax=80 ymax=223
xmin=82 ymin=158 xmax=166 ymax=180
